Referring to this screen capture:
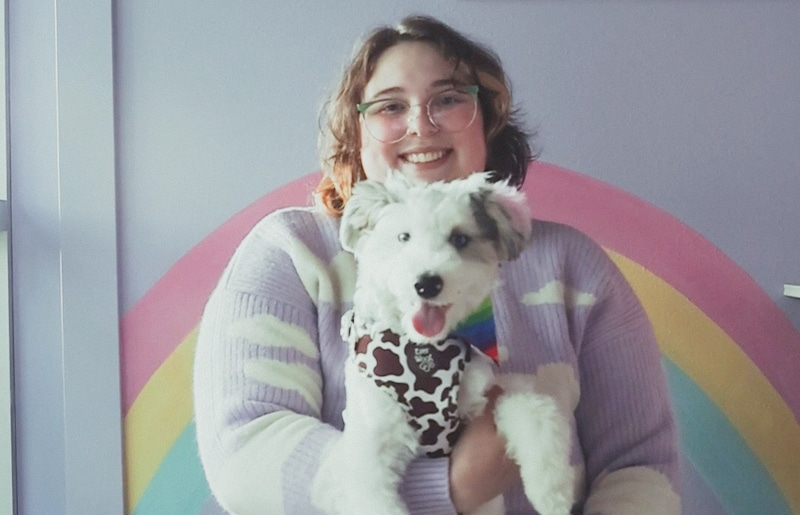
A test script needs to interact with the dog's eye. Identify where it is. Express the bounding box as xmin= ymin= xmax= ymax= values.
xmin=398 ymin=232 xmax=410 ymax=242
xmin=449 ymin=232 xmax=471 ymax=249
